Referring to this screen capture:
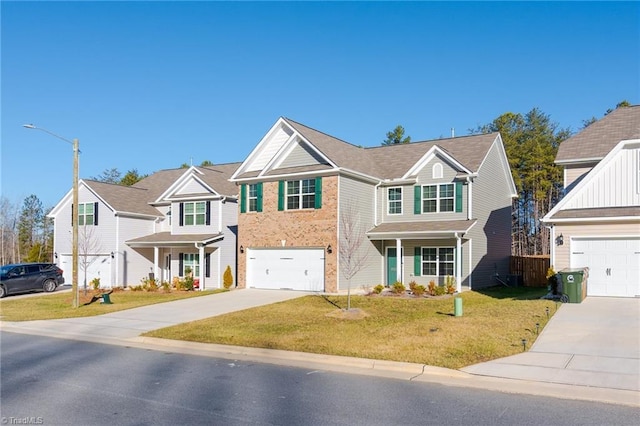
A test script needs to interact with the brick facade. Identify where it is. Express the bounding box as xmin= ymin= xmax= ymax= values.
xmin=237 ymin=175 xmax=339 ymax=292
